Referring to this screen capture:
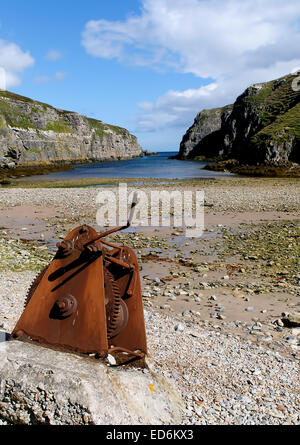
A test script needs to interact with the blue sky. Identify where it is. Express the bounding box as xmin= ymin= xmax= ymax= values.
xmin=1 ymin=0 xmax=300 ymax=151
